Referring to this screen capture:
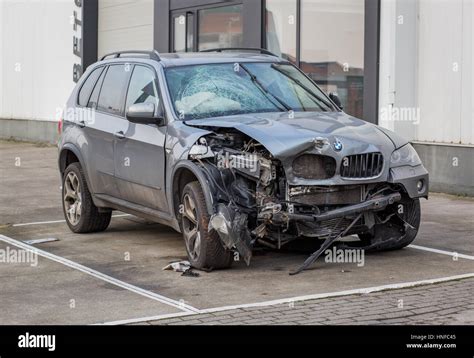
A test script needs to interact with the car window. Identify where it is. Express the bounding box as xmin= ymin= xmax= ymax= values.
xmin=87 ymin=67 xmax=106 ymax=109
xmin=165 ymin=62 xmax=334 ymax=120
xmin=125 ymin=65 xmax=160 ymax=112
xmin=165 ymin=64 xmax=281 ymax=120
xmin=97 ymin=65 xmax=130 ymax=116
xmin=78 ymin=67 xmax=104 ymax=107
